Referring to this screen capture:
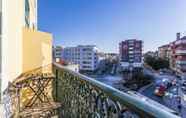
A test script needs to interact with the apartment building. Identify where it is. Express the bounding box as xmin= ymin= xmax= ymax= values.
xmin=62 ymin=45 xmax=99 ymax=71
xmin=170 ymin=33 xmax=186 ymax=73
xmin=158 ymin=33 xmax=186 ymax=74
xmin=119 ymin=39 xmax=143 ymax=70
xmin=53 ymin=46 xmax=63 ymax=62
xmin=2 ymin=0 xmax=53 ymax=92
xmin=145 ymin=51 xmax=158 ymax=58
xmin=158 ymin=44 xmax=170 ymax=60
